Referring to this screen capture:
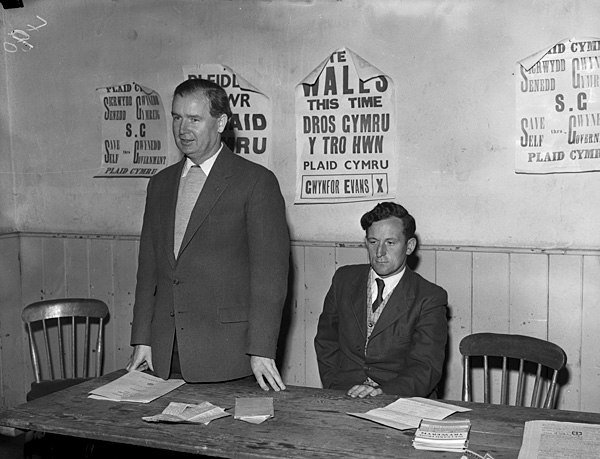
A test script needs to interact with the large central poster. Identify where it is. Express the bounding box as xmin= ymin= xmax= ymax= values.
xmin=295 ymin=48 xmax=397 ymax=204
